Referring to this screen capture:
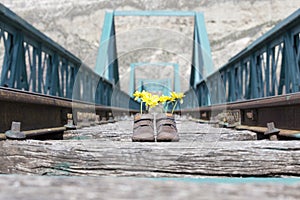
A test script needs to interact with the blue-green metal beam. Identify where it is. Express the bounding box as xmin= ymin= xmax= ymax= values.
xmin=184 ymin=8 xmax=300 ymax=108
xmin=114 ymin=11 xmax=196 ymax=16
xmin=95 ymin=11 xmax=120 ymax=86
xmin=129 ymin=63 xmax=136 ymax=96
xmin=190 ymin=12 xmax=213 ymax=88
xmin=137 ymin=78 xmax=172 ymax=96
xmin=0 ymin=4 xmax=138 ymax=109
xmin=129 ymin=62 xmax=180 ymax=96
